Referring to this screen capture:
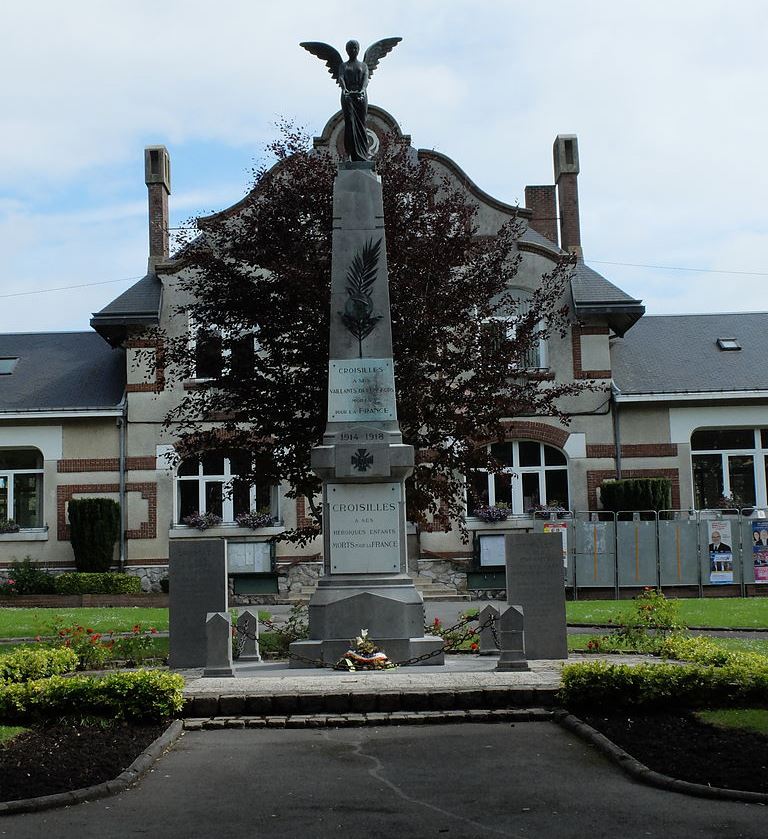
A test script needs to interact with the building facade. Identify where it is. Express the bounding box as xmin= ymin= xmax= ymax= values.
xmin=2 ymin=108 xmax=766 ymax=599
